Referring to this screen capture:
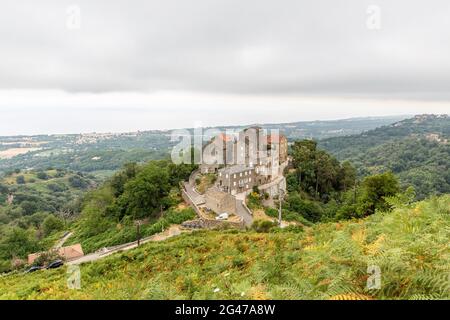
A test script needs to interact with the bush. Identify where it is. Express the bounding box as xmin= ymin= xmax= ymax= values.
xmin=252 ymin=219 xmax=277 ymax=233
xmin=247 ymin=192 xmax=262 ymax=210
xmin=47 ymin=183 xmax=67 ymax=193
xmin=32 ymin=251 xmax=62 ymax=267
xmin=42 ymin=215 xmax=64 ymax=236
xmin=16 ymin=175 xmax=25 ymax=184
xmin=36 ymin=171 xmax=49 ymax=180
xmin=69 ymin=175 xmax=89 ymax=189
